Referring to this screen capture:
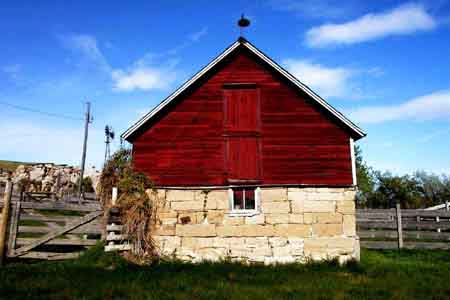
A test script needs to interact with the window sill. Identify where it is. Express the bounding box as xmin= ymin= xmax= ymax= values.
xmin=227 ymin=210 xmax=260 ymax=217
